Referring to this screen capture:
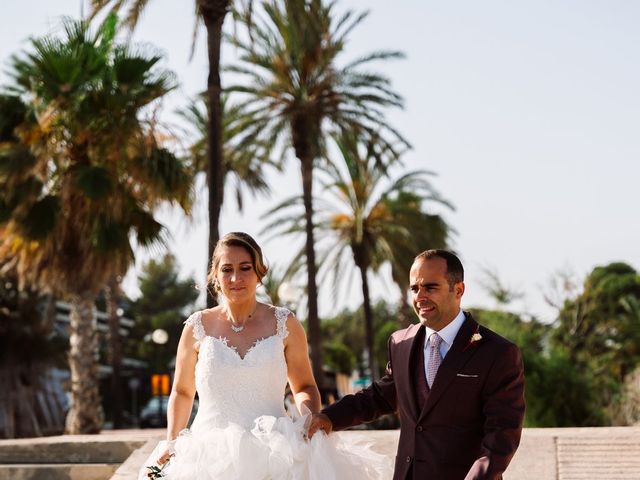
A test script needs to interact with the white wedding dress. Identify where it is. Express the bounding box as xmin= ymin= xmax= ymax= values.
xmin=139 ymin=307 xmax=391 ymax=480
